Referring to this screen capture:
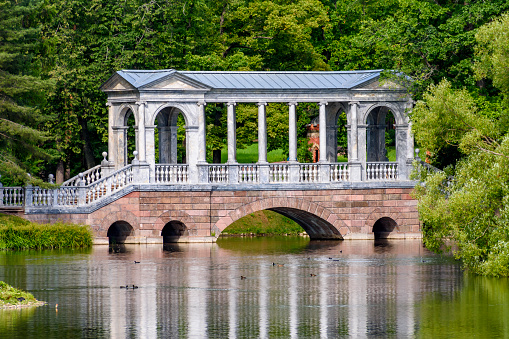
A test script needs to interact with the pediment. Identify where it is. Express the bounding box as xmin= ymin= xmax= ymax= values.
xmin=141 ymin=74 xmax=210 ymax=91
xmin=101 ymin=75 xmax=136 ymax=92
xmin=355 ymin=78 xmax=406 ymax=90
